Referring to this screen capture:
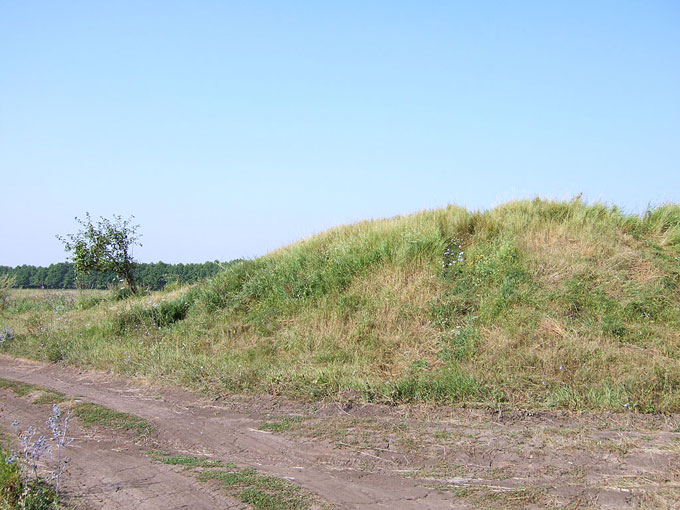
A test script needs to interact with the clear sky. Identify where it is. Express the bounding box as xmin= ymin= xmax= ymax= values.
xmin=1 ymin=1 xmax=679 ymax=266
